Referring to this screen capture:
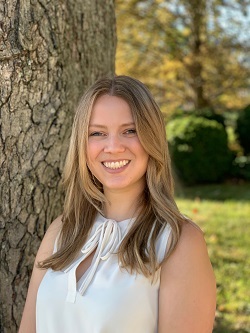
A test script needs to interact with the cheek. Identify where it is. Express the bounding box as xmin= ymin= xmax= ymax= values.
xmin=133 ymin=137 xmax=148 ymax=154
xmin=87 ymin=142 xmax=101 ymax=161
xmin=135 ymin=142 xmax=149 ymax=161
